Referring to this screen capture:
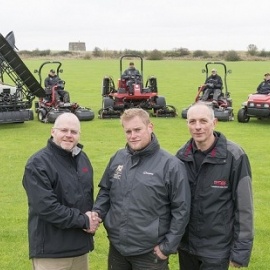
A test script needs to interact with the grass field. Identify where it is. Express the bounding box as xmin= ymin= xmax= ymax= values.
xmin=1 ymin=58 xmax=269 ymax=269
